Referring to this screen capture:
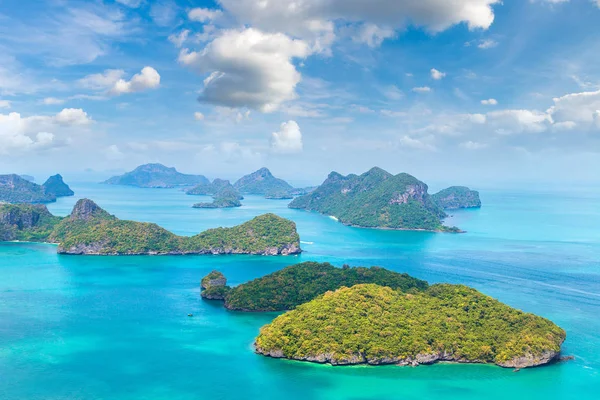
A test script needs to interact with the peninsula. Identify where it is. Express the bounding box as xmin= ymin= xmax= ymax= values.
xmin=0 ymin=199 xmax=301 ymax=255
xmin=102 ymin=163 xmax=209 ymax=188
xmin=255 ymin=283 xmax=566 ymax=369
xmin=0 ymin=174 xmax=74 ymax=204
